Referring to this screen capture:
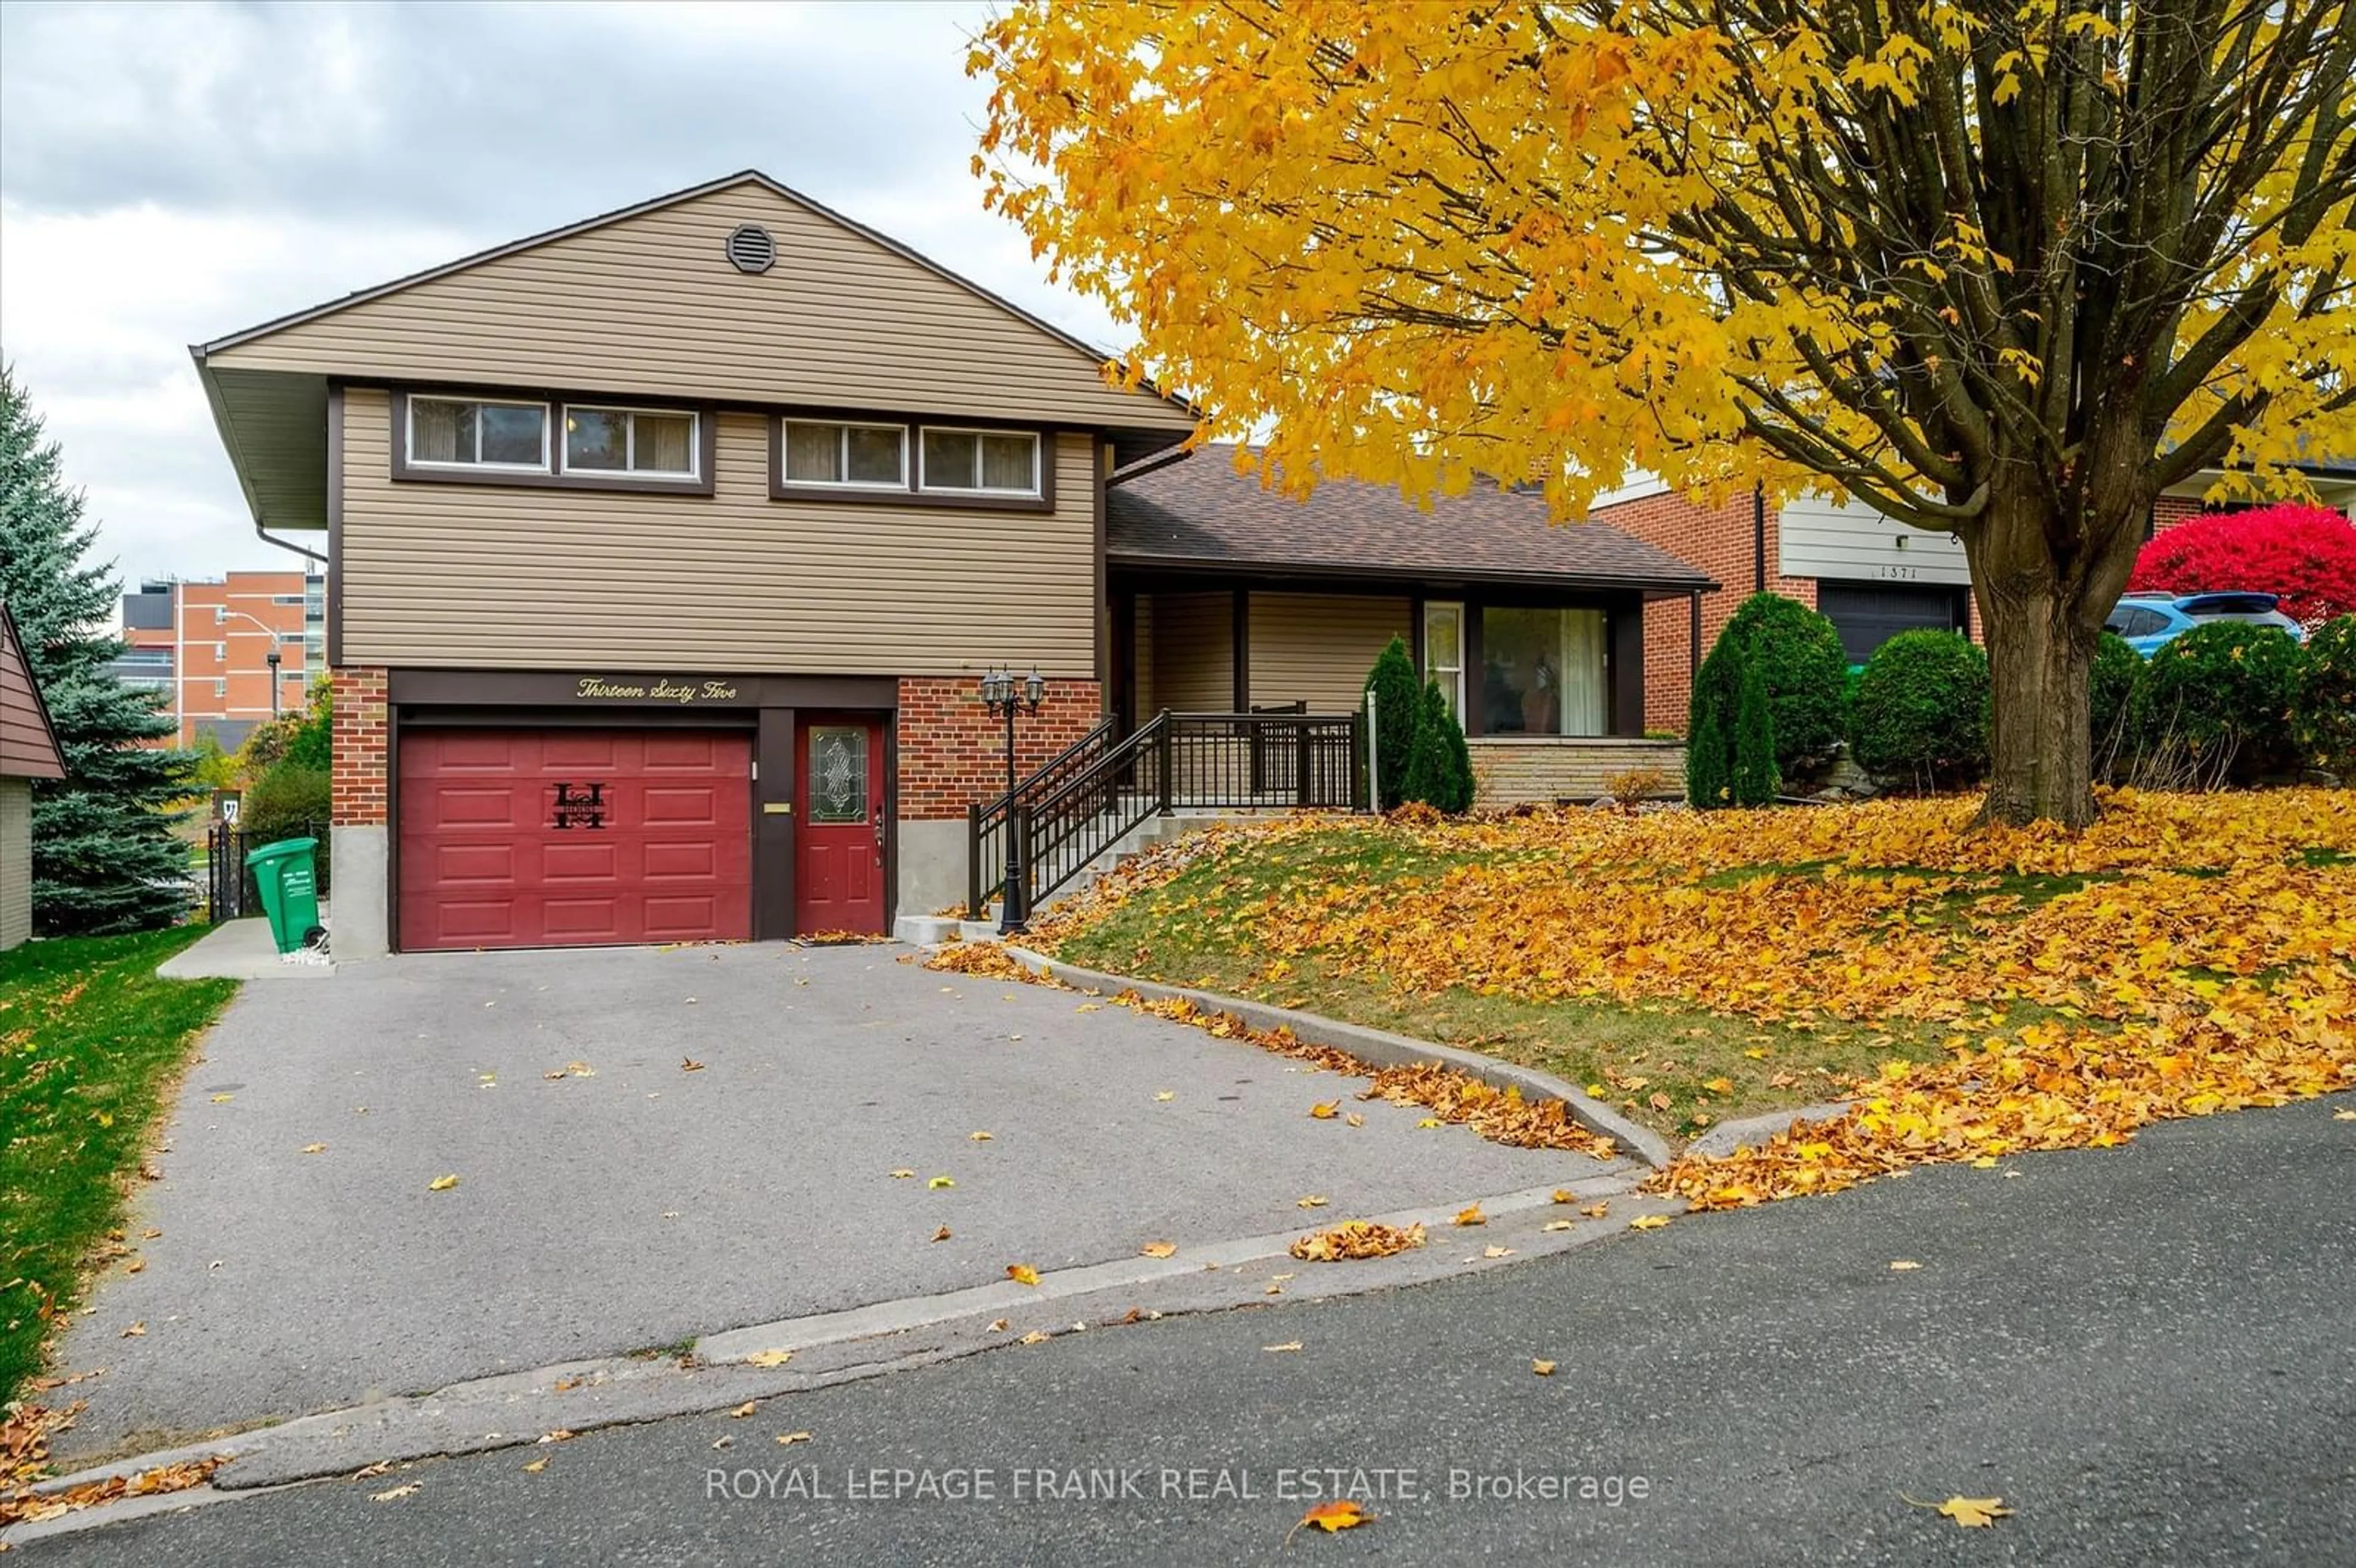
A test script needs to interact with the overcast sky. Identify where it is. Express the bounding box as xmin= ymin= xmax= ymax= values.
xmin=0 ymin=0 xmax=1122 ymax=588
